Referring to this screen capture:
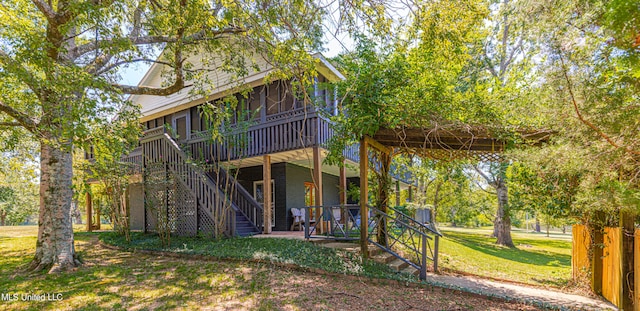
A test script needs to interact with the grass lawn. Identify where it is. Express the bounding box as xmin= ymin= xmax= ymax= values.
xmin=0 ymin=226 xmax=540 ymax=311
xmin=100 ymin=231 xmax=405 ymax=280
xmin=438 ymin=226 xmax=572 ymax=287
